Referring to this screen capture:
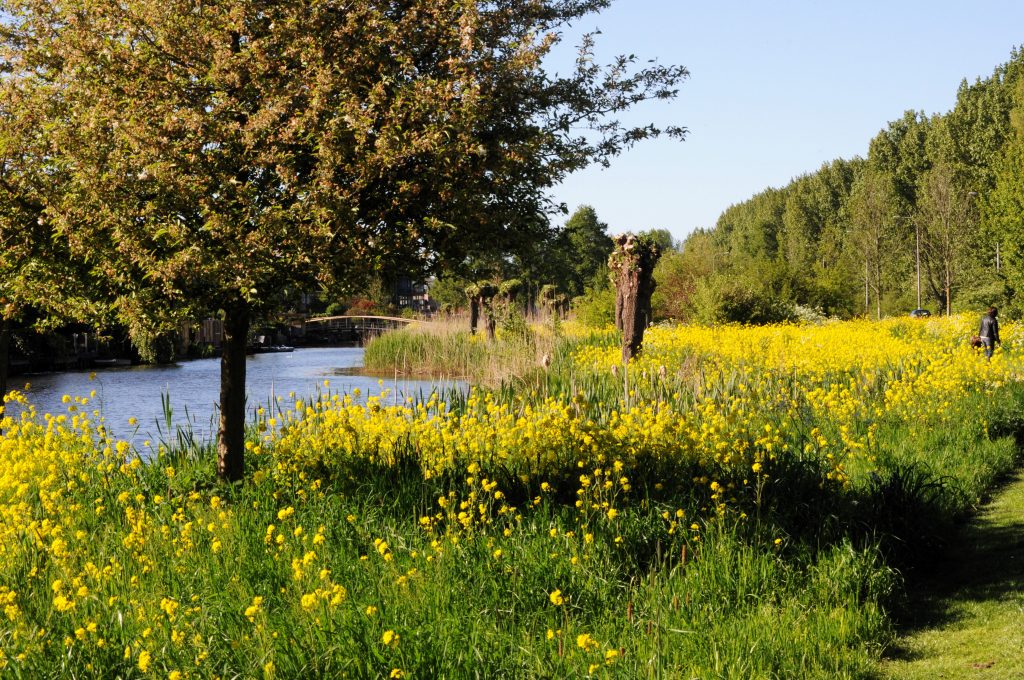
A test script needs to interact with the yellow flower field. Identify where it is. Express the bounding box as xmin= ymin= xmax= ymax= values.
xmin=0 ymin=315 xmax=1020 ymax=677
xmin=262 ymin=315 xmax=1019 ymax=503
